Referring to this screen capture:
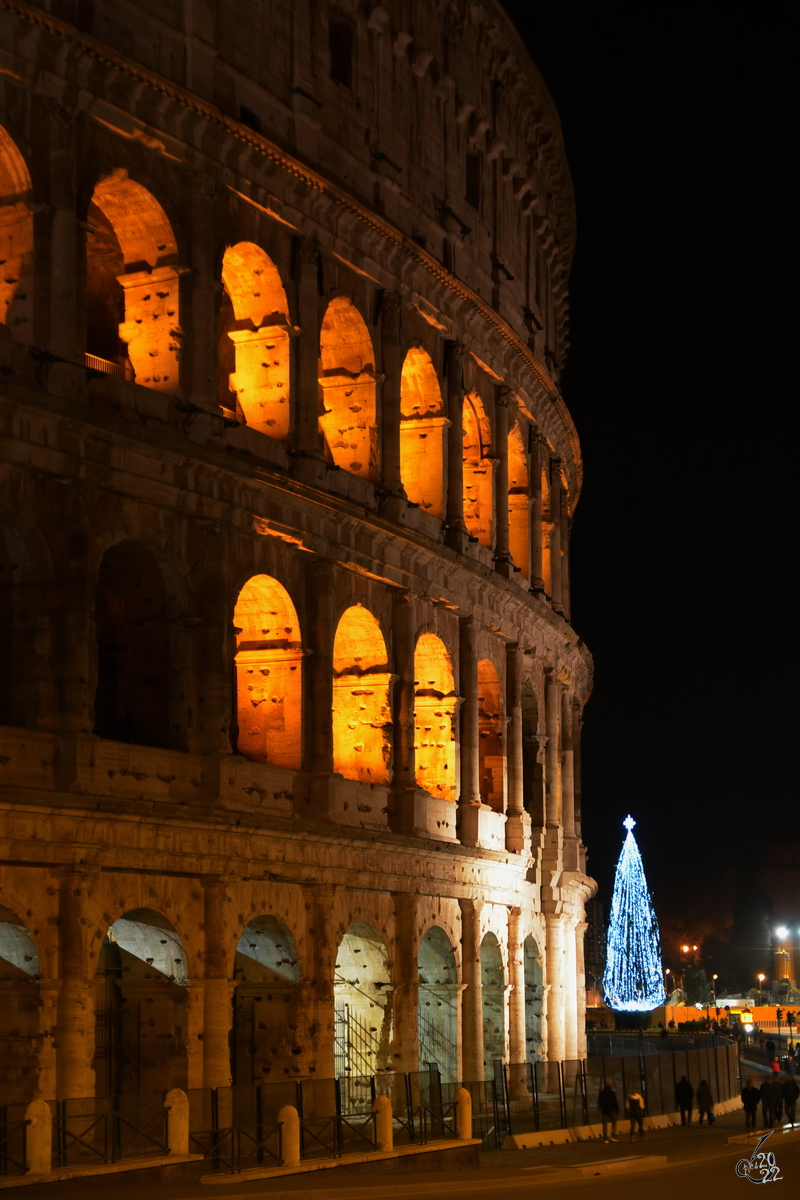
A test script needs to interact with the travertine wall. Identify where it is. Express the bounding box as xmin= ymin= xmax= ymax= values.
xmin=0 ymin=0 xmax=594 ymax=1104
